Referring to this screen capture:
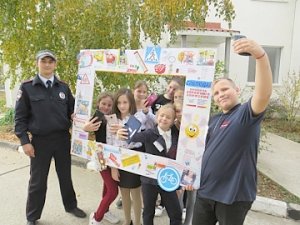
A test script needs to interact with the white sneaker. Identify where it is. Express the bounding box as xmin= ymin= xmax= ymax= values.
xmin=89 ymin=212 xmax=103 ymax=225
xmin=154 ymin=206 xmax=164 ymax=217
xmin=103 ymin=211 xmax=120 ymax=224
xmin=87 ymin=161 xmax=98 ymax=171
xmin=182 ymin=208 xmax=186 ymax=221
